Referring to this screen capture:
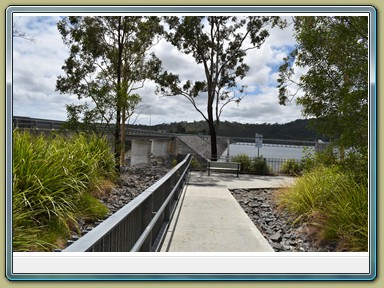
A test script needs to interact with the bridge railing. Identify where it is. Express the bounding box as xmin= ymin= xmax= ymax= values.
xmin=62 ymin=154 xmax=192 ymax=252
xmin=12 ymin=116 xmax=176 ymax=138
xmin=13 ymin=116 xmax=65 ymax=130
